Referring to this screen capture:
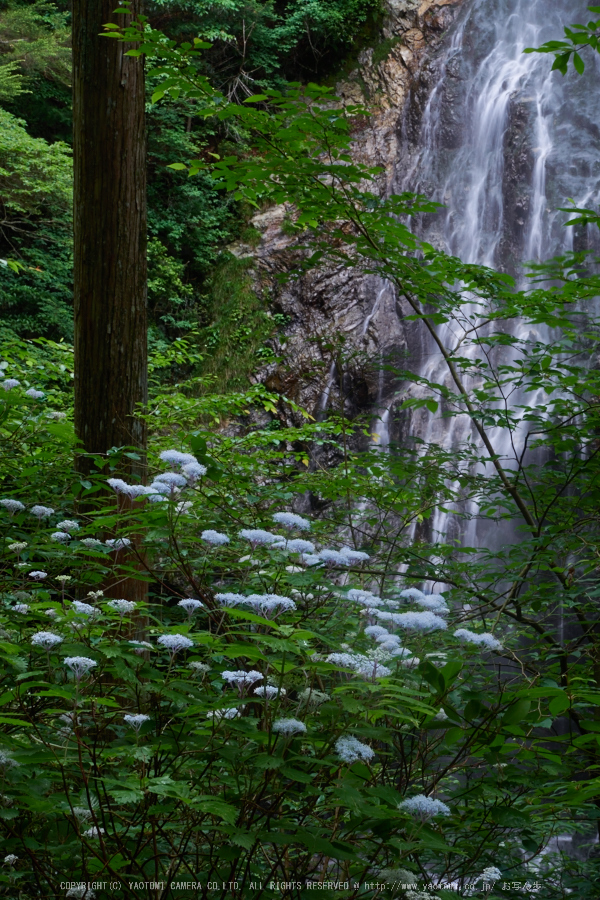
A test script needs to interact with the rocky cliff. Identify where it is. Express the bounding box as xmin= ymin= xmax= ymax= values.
xmin=228 ymin=0 xmax=467 ymax=424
